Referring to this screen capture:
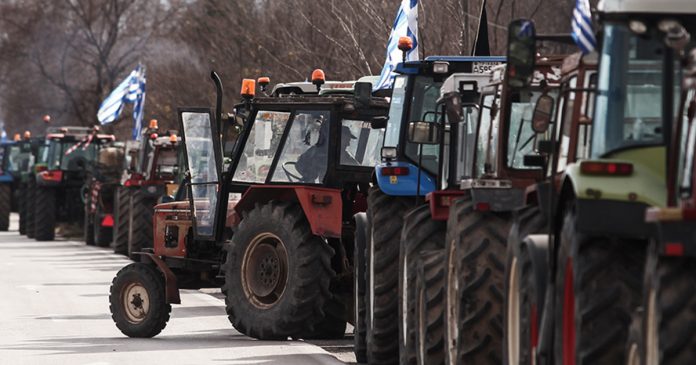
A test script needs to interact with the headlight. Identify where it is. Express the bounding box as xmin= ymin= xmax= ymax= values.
xmin=381 ymin=147 xmax=397 ymax=160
